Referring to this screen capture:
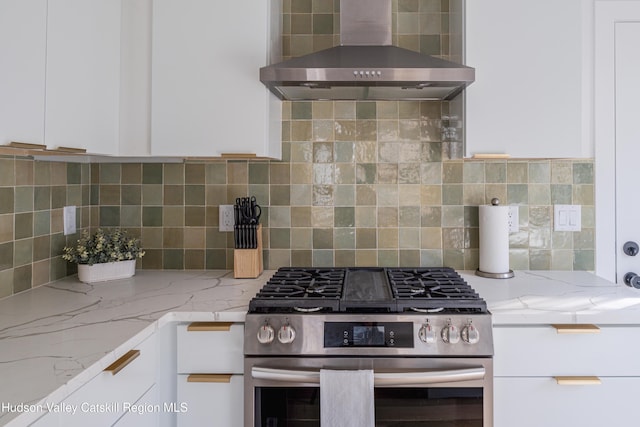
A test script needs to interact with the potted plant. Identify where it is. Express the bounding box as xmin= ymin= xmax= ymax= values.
xmin=62 ymin=228 xmax=145 ymax=283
